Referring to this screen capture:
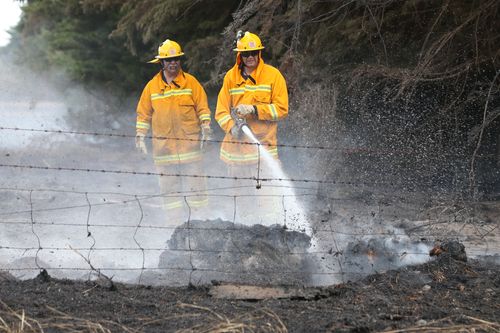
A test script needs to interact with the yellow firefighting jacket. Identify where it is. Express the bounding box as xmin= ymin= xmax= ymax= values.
xmin=136 ymin=70 xmax=211 ymax=165
xmin=215 ymin=53 xmax=288 ymax=164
